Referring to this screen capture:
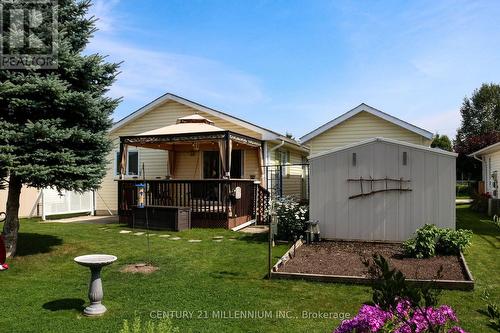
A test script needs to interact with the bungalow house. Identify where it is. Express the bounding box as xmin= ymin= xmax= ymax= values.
xmin=299 ymin=103 xmax=433 ymax=155
xmin=1 ymin=99 xmax=437 ymax=232
xmin=95 ymin=93 xmax=309 ymax=229
xmin=468 ymin=142 xmax=500 ymax=198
